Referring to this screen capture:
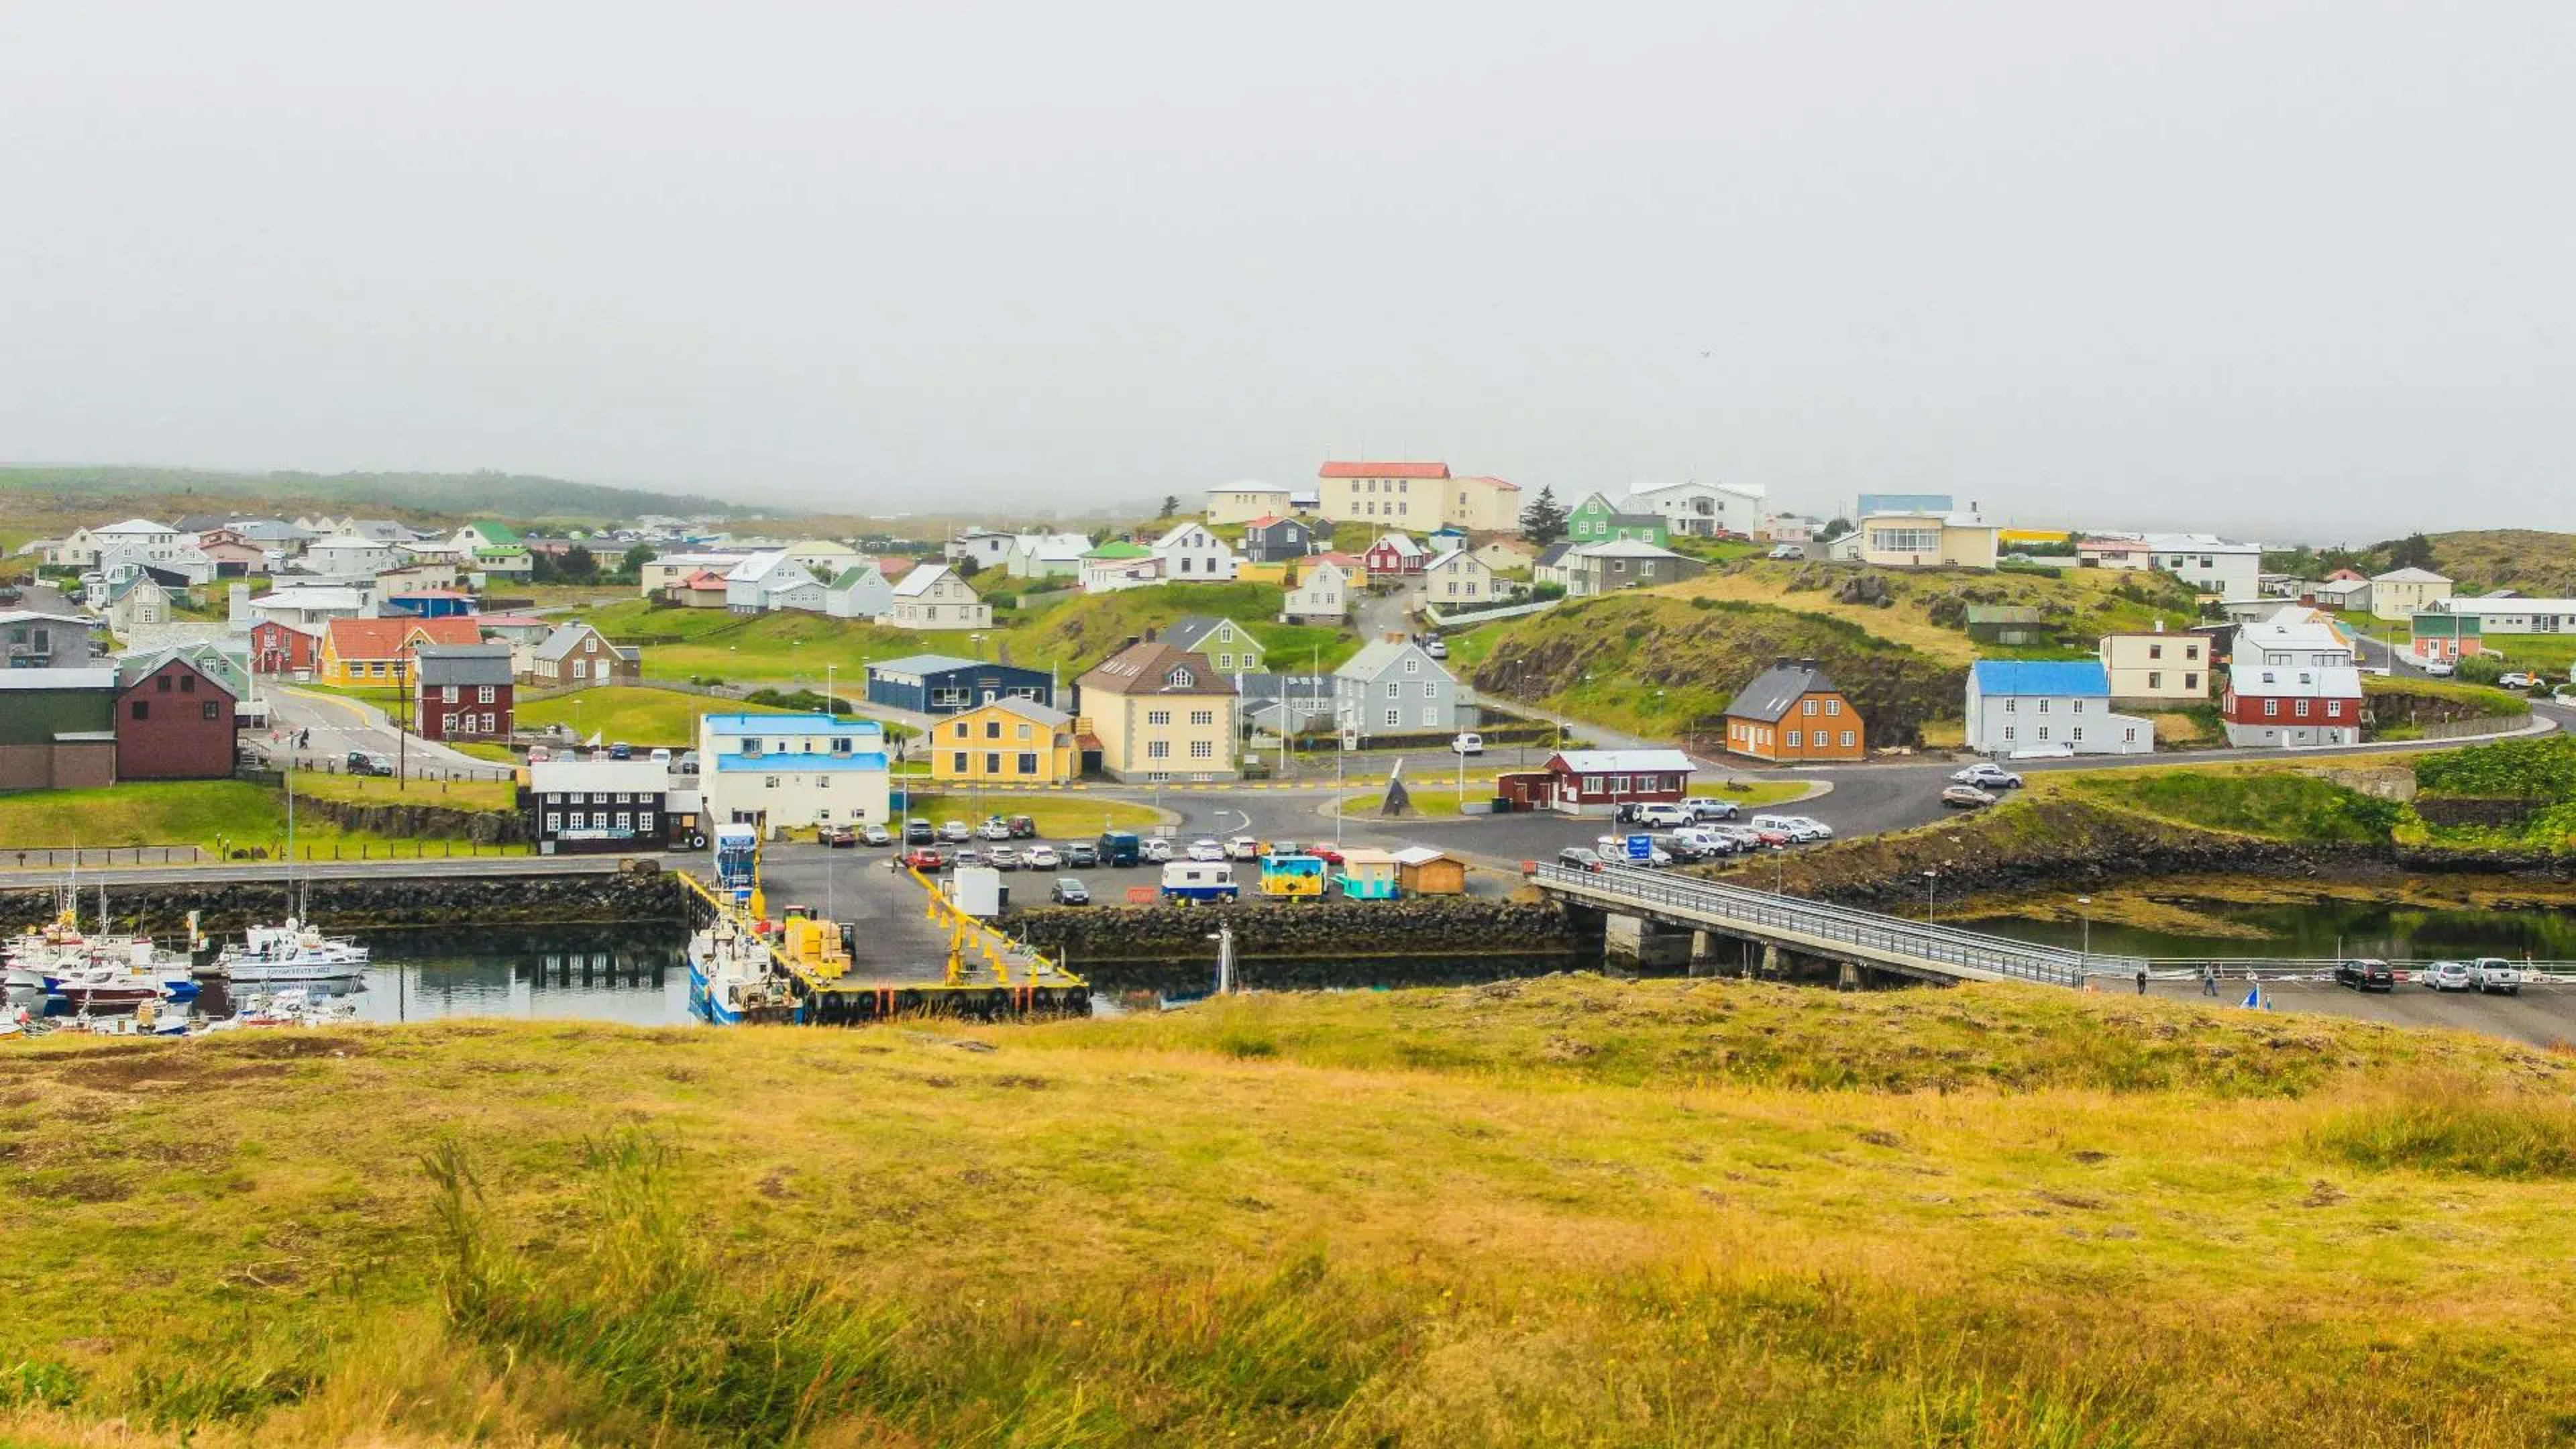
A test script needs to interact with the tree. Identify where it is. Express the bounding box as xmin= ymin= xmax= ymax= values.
xmin=1158 ymin=494 xmax=1180 ymax=519
xmin=1818 ymin=517 xmax=1854 ymax=542
xmin=620 ymin=542 xmax=654 ymax=580
xmin=1518 ymin=486 xmax=1569 ymax=544
xmin=2383 ymin=533 xmax=2436 ymax=572
xmin=561 ymin=545 xmax=598 ymax=581
xmin=953 ymin=555 xmax=981 ymax=579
